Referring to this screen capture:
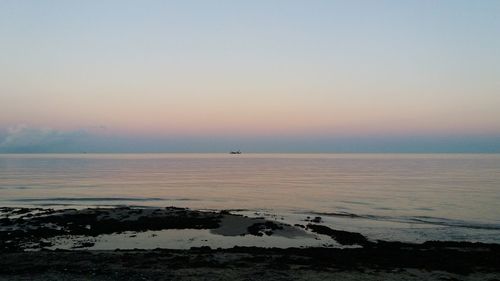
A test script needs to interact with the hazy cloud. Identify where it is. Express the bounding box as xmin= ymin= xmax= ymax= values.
xmin=0 ymin=125 xmax=87 ymax=153
xmin=0 ymin=125 xmax=499 ymax=153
